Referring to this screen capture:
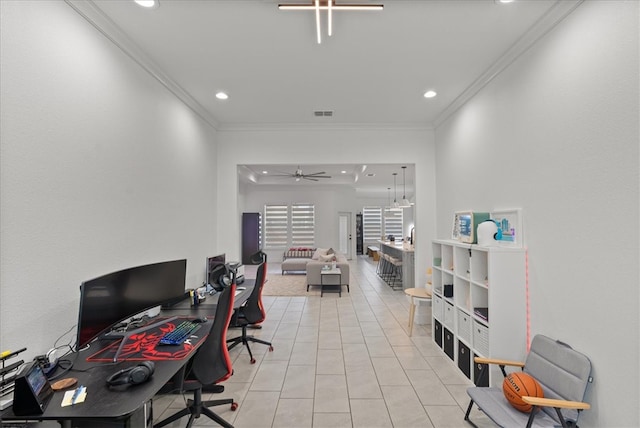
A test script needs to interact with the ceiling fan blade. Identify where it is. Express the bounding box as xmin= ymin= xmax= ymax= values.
xmin=304 ymin=171 xmax=327 ymax=176
xmin=272 ymin=171 xmax=296 ymax=176
xmin=304 ymin=175 xmax=331 ymax=179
